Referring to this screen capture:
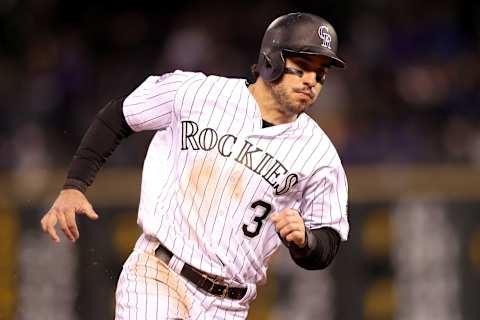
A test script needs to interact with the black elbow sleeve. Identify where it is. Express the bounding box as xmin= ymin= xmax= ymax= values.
xmin=63 ymin=97 xmax=133 ymax=193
